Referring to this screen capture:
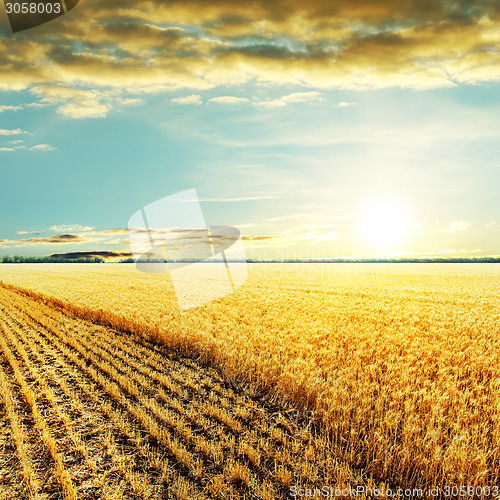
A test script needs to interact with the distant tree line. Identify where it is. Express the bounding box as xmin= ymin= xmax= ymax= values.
xmin=118 ymin=257 xmax=500 ymax=264
xmin=243 ymin=257 xmax=500 ymax=263
xmin=2 ymin=255 xmax=500 ymax=264
xmin=227 ymin=257 xmax=500 ymax=263
xmin=1 ymin=255 xmax=105 ymax=263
